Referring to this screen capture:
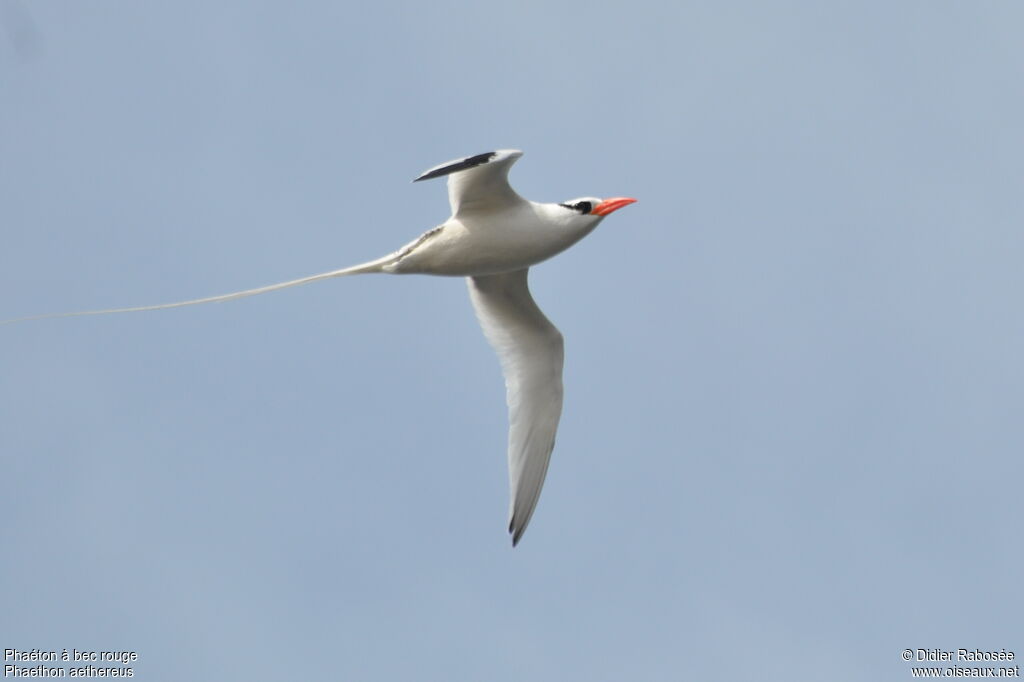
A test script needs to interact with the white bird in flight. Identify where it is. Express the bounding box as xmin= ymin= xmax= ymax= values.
xmin=4 ymin=149 xmax=636 ymax=545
